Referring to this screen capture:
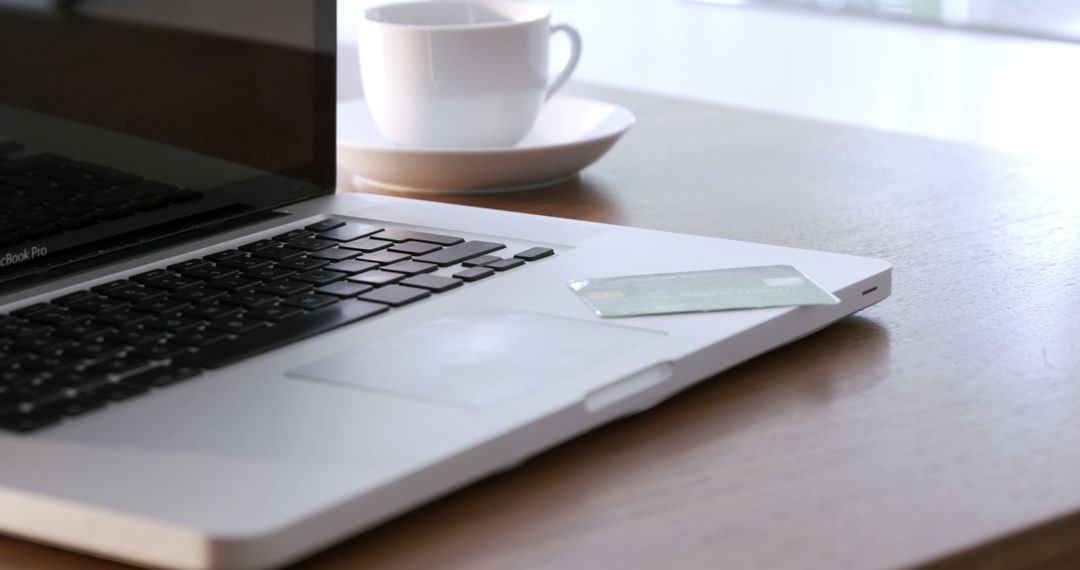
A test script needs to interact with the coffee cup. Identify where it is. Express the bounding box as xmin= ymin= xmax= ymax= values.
xmin=358 ymin=1 xmax=582 ymax=148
